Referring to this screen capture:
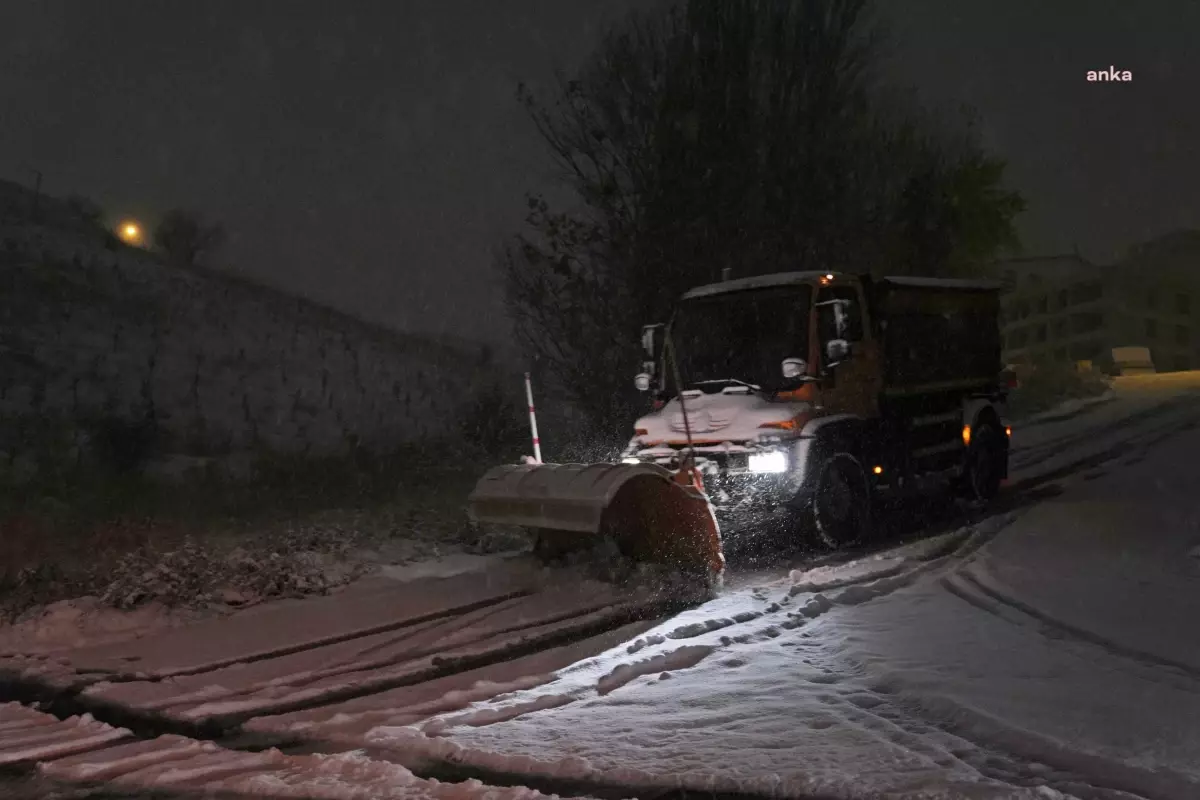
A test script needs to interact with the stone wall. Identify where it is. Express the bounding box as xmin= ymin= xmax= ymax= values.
xmin=0 ymin=181 xmax=490 ymax=481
